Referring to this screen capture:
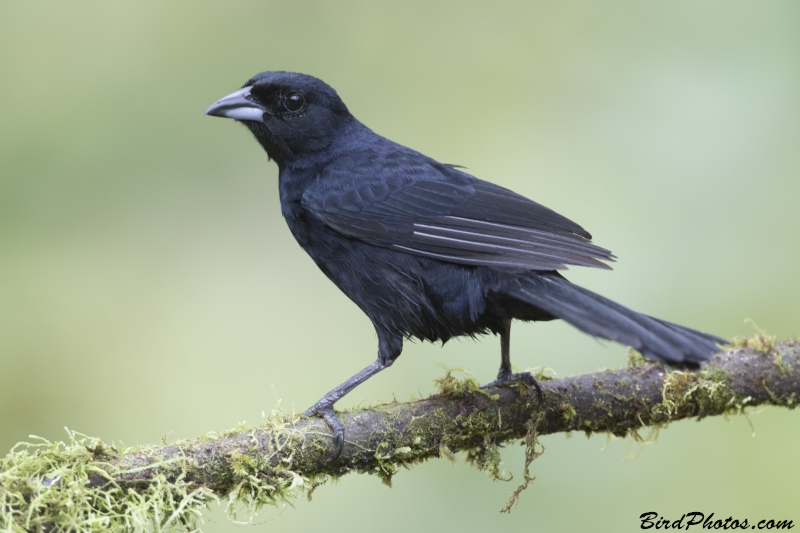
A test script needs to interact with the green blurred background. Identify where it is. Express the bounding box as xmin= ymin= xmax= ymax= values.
xmin=2 ymin=1 xmax=799 ymax=531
